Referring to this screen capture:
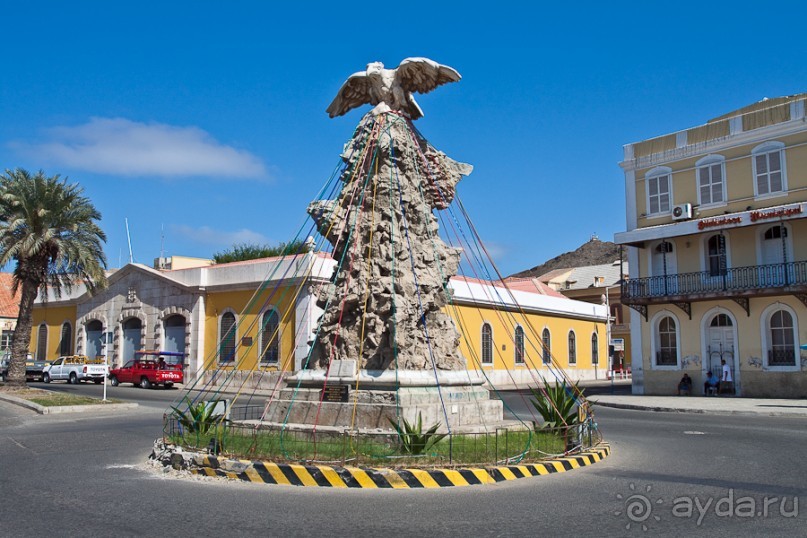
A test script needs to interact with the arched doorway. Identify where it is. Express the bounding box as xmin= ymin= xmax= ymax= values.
xmin=122 ymin=318 xmax=142 ymax=362
xmin=702 ymin=310 xmax=739 ymax=394
xmin=163 ymin=315 xmax=186 ymax=356
xmin=85 ymin=320 xmax=103 ymax=359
